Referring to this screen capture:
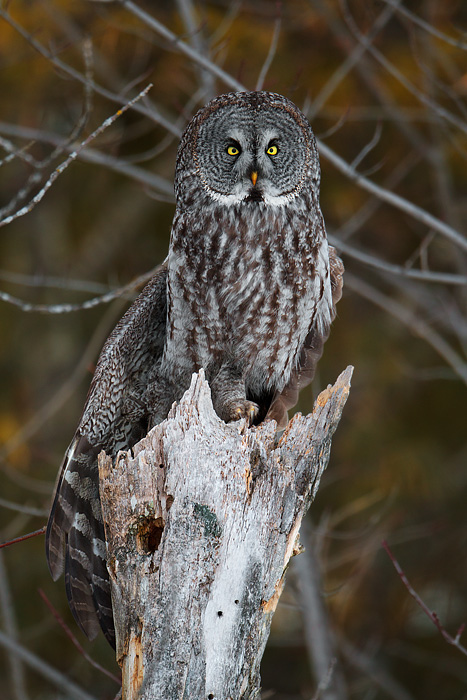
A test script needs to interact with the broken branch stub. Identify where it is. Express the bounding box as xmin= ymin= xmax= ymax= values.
xmin=98 ymin=366 xmax=353 ymax=700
